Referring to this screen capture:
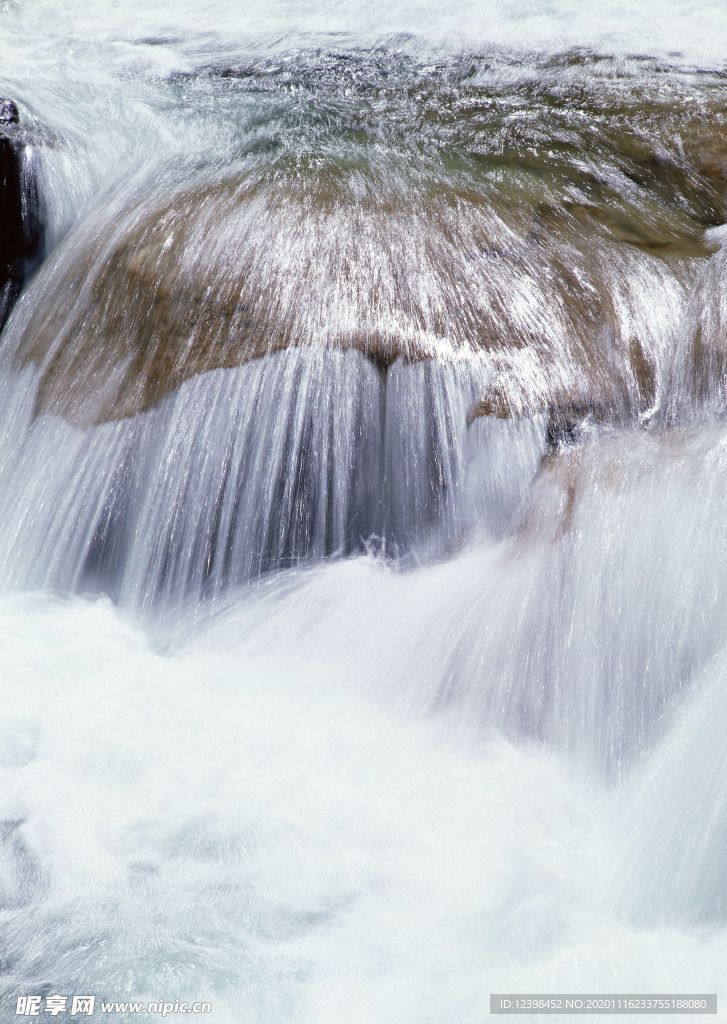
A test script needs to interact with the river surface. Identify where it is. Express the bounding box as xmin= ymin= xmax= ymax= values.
xmin=2 ymin=2 xmax=727 ymax=1022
